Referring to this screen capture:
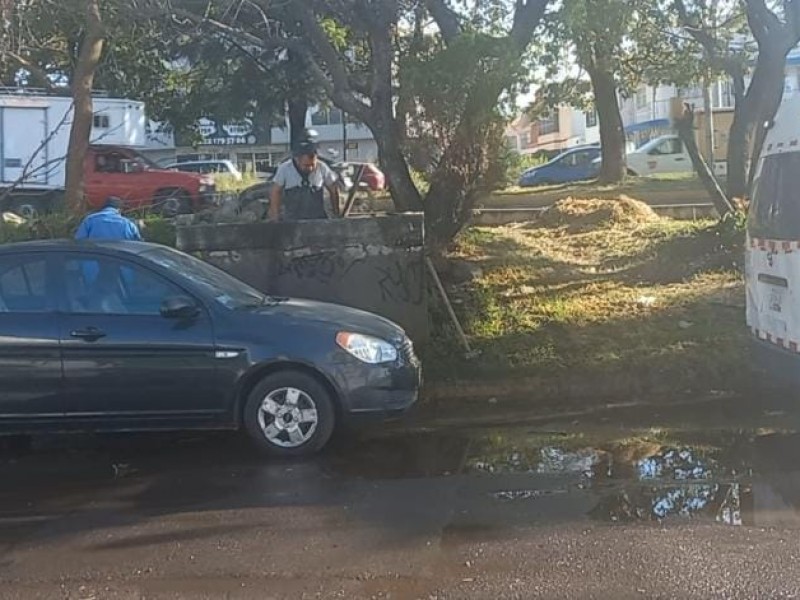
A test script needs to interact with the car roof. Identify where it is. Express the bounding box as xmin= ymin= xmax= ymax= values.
xmin=167 ymin=160 xmax=233 ymax=166
xmin=0 ymin=239 xmax=166 ymax=256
